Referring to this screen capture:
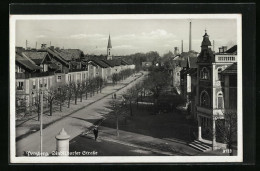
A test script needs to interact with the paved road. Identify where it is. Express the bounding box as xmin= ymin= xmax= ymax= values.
xmin=16 ymin=72 xmax=146 ymax=156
